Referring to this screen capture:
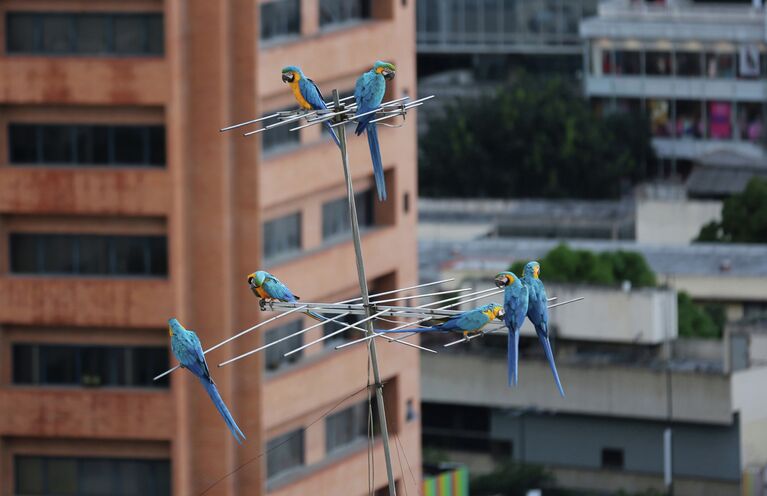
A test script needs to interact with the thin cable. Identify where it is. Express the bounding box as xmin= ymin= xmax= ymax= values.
xmin=367 ymin=343 xmax=375 ymax=496
xmin=395 ymin=432 xmax=421 ymax=496
xmin=198 ymin=382 xmax=376 ymax=496
xmin=394 ymin=431 xmax=409 ymax=496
